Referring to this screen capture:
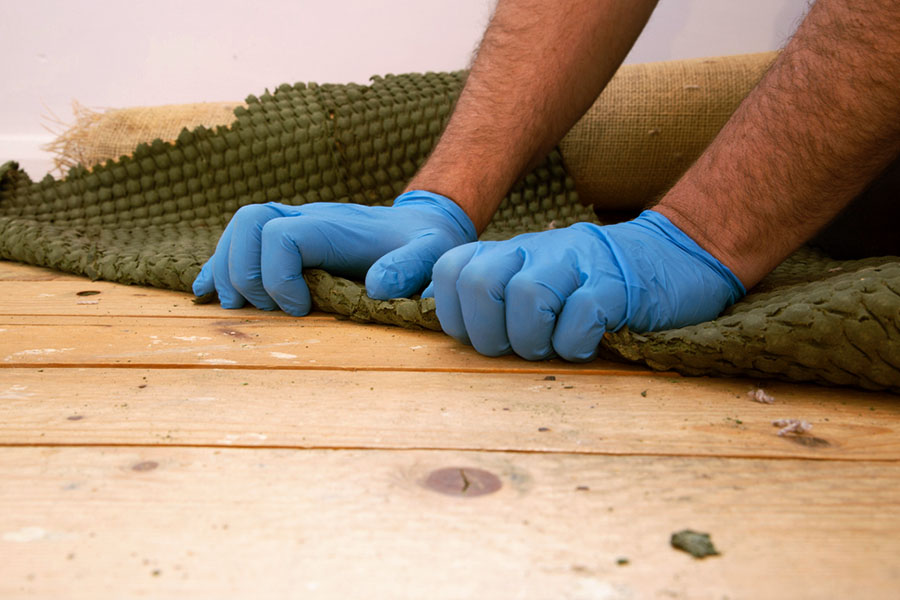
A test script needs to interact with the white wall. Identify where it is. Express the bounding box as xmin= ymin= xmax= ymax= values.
xmin=1 ymin=0 xmax=809 ymax=178
xmin=625 ymin=0 xmax=808 ymax=63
